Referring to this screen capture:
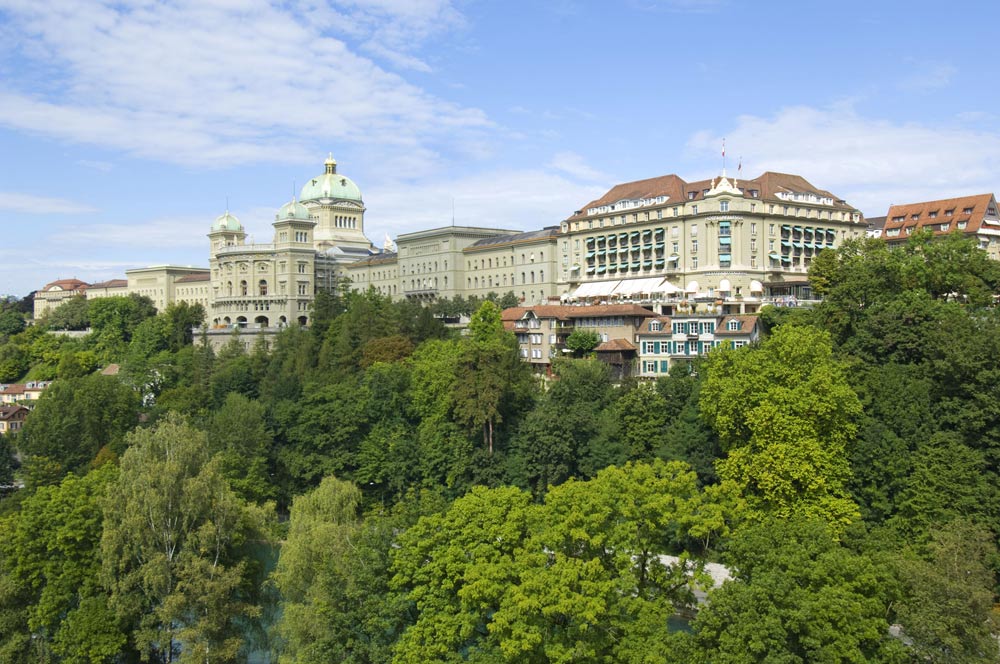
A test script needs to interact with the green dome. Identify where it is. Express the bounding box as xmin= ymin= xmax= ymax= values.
xmin=276 ymin=200 xmax=311 ymax=221
xmin=300 ymin=155 xmax=363 ymax=202
xmin=211 ymin=211 xmax=242 ymax=232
